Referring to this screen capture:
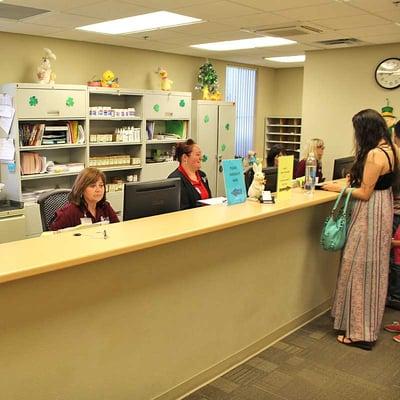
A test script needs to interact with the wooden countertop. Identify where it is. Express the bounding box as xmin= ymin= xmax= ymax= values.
xmin=0 ymin=188 xmax=338 ymax=284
